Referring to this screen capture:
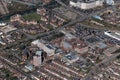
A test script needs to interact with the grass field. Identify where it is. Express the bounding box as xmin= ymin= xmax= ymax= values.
xmin=23 ymin=13 xmax=41 ymax=22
